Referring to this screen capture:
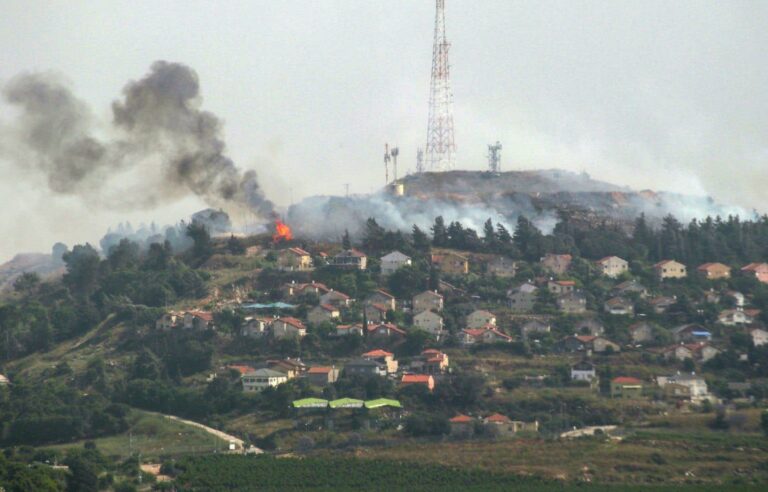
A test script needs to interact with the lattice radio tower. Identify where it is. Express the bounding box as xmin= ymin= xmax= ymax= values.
xmin=425 ymin=0 xmax=456 ymax=172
